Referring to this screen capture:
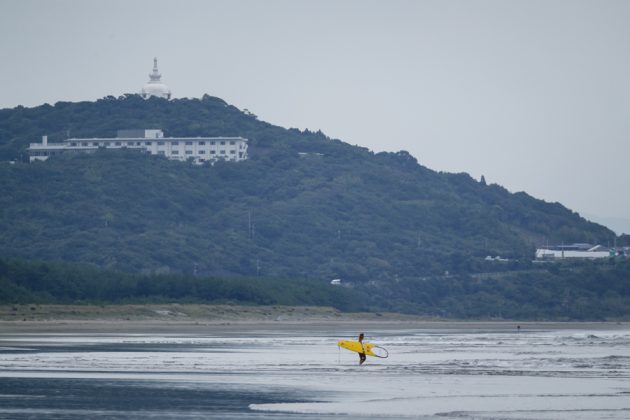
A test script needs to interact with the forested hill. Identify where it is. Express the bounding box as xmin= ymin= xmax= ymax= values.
xmin=0 ymin=95 xmax=619 ymax=281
